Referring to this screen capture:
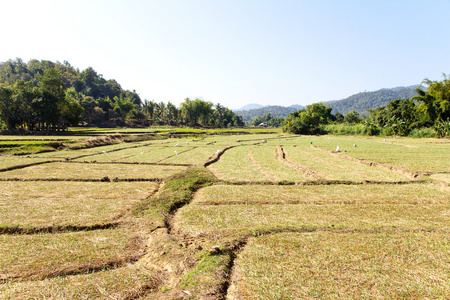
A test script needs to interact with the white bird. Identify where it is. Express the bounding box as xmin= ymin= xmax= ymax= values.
xmin=140 ymin=152 xmax=144 ymax=155
xmin=262 ymin=140 xmax=266 ymax=143
xmin=335 ymin=146 xmax=340 ymax=152
xmin=102 ymin=151 xmax=107 ymax=153
xmin=383 ymin=139 xmax=386 ymax=142
xmin=353 ymin=144 xmax=357 ymax=147
xmin=175 ymin=143 xmax=179 ymax=147
xmin=216 ymin=149 xmax=221 ymax=155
